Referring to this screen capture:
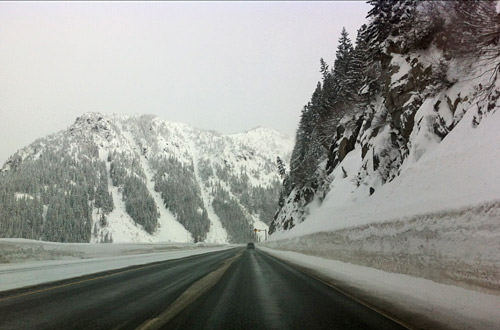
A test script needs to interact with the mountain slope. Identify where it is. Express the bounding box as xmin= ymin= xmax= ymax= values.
xmin=0 ymin=114 xmax=293 ymax=243
xmin=267 ymin=1 xmax=500 ymax=295
xmin=272 ymin=0 xmax=500 ymax=234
